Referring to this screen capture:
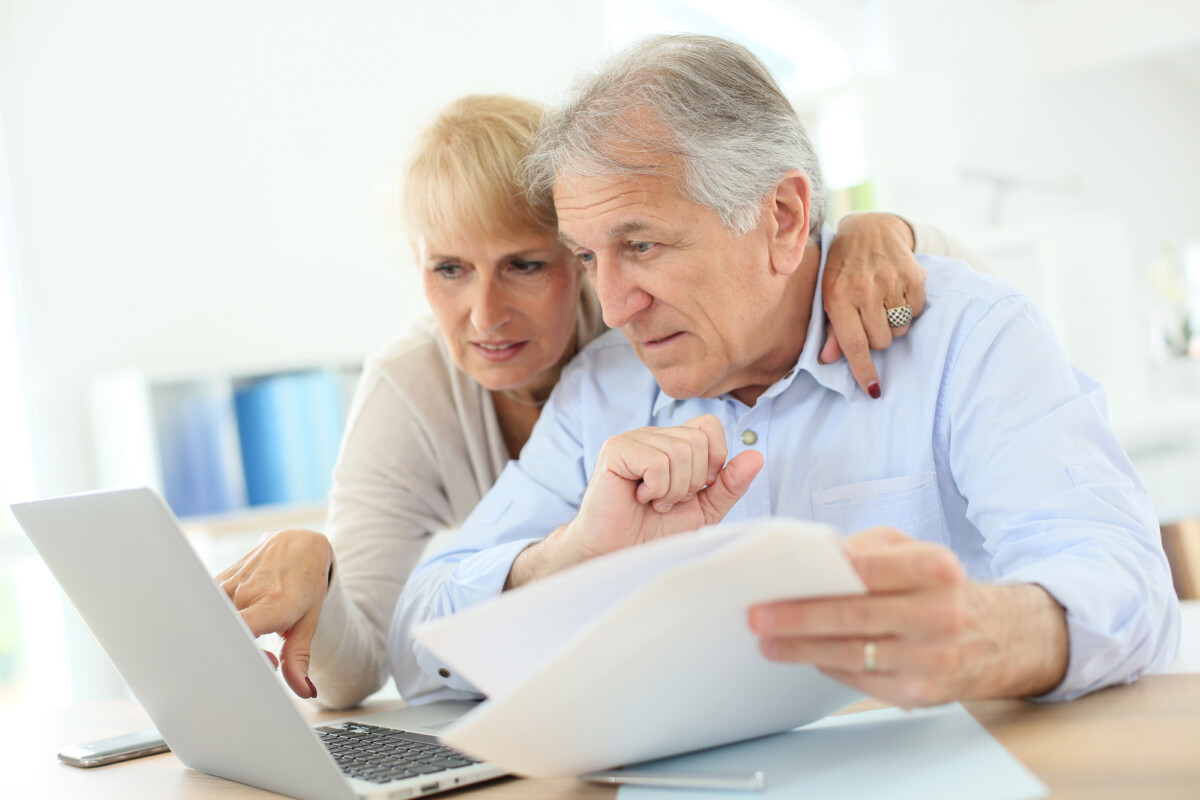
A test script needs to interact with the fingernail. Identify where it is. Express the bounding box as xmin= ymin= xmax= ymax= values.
xmin=306 ymin=677 xmax=318 ymax=699
xmin=266 ymin=652 xmax=279 ymax=670
xmin=868 ymin=382 xmax=881 ymax=399
xmin=707 ymin=471 xmax=718 ymax=484
xmin=681 ymin=493 xmax=695 ymax=503
xmin=749 ymin=607 xmax=772 ymax=631
xmin=659 ymin=503 xmax=673 ymax=513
